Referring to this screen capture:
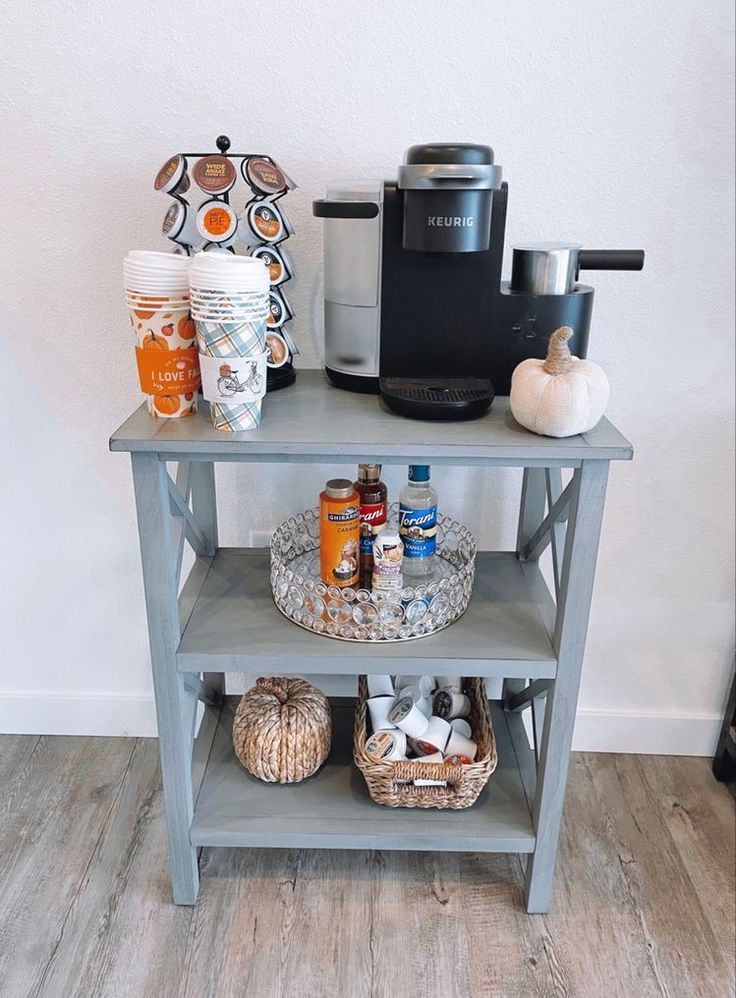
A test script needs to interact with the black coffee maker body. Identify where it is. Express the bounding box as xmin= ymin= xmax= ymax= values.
xmin=313 ymin=143 xmax=643 ymax=420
